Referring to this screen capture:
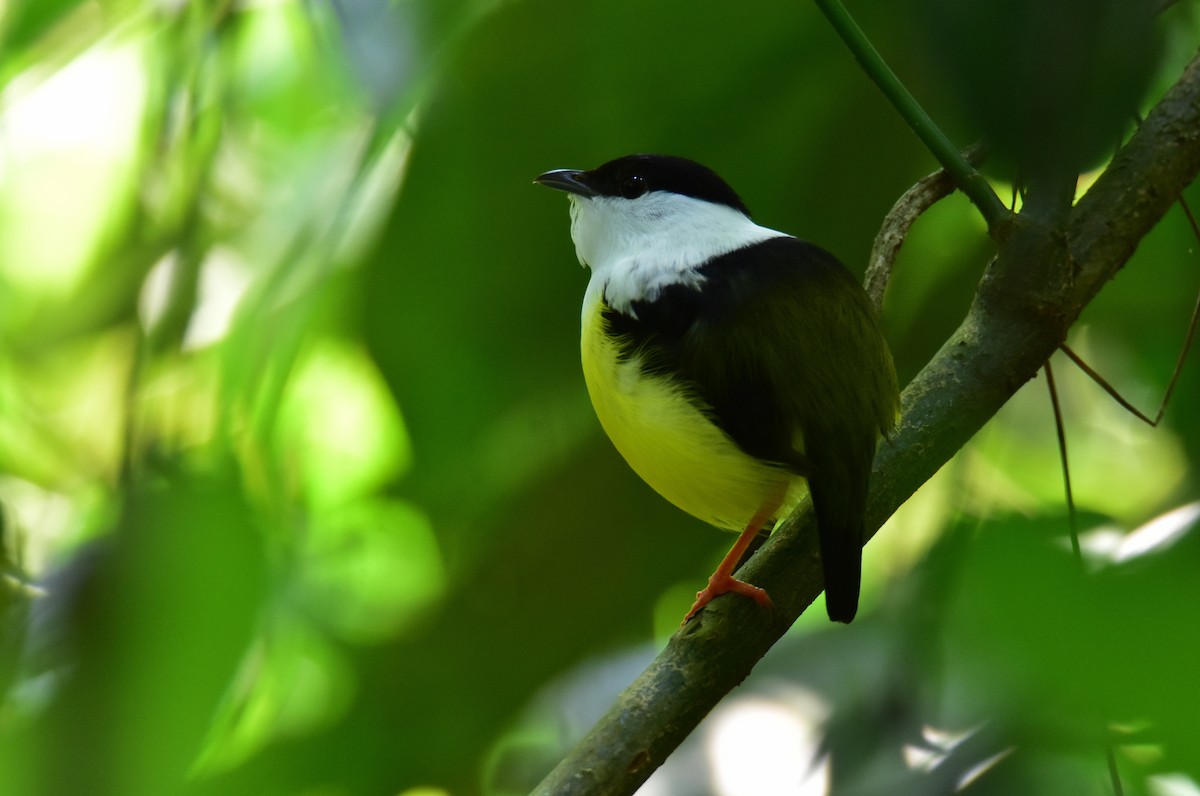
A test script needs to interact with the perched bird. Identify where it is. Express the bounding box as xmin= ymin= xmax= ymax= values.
xmin=535 ymin=154 xmax=899 ymax=623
